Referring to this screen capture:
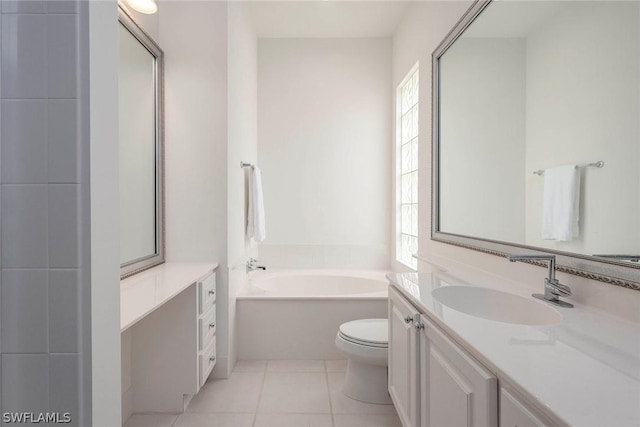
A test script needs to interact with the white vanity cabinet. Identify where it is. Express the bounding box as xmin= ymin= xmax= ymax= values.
xmin=389 ymin=287 xmax=498 ymax=427
xmin=121 ymin=263 xmax=218 ymax=419
xmin=388 ymin=287 xmax=421 ymax=426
